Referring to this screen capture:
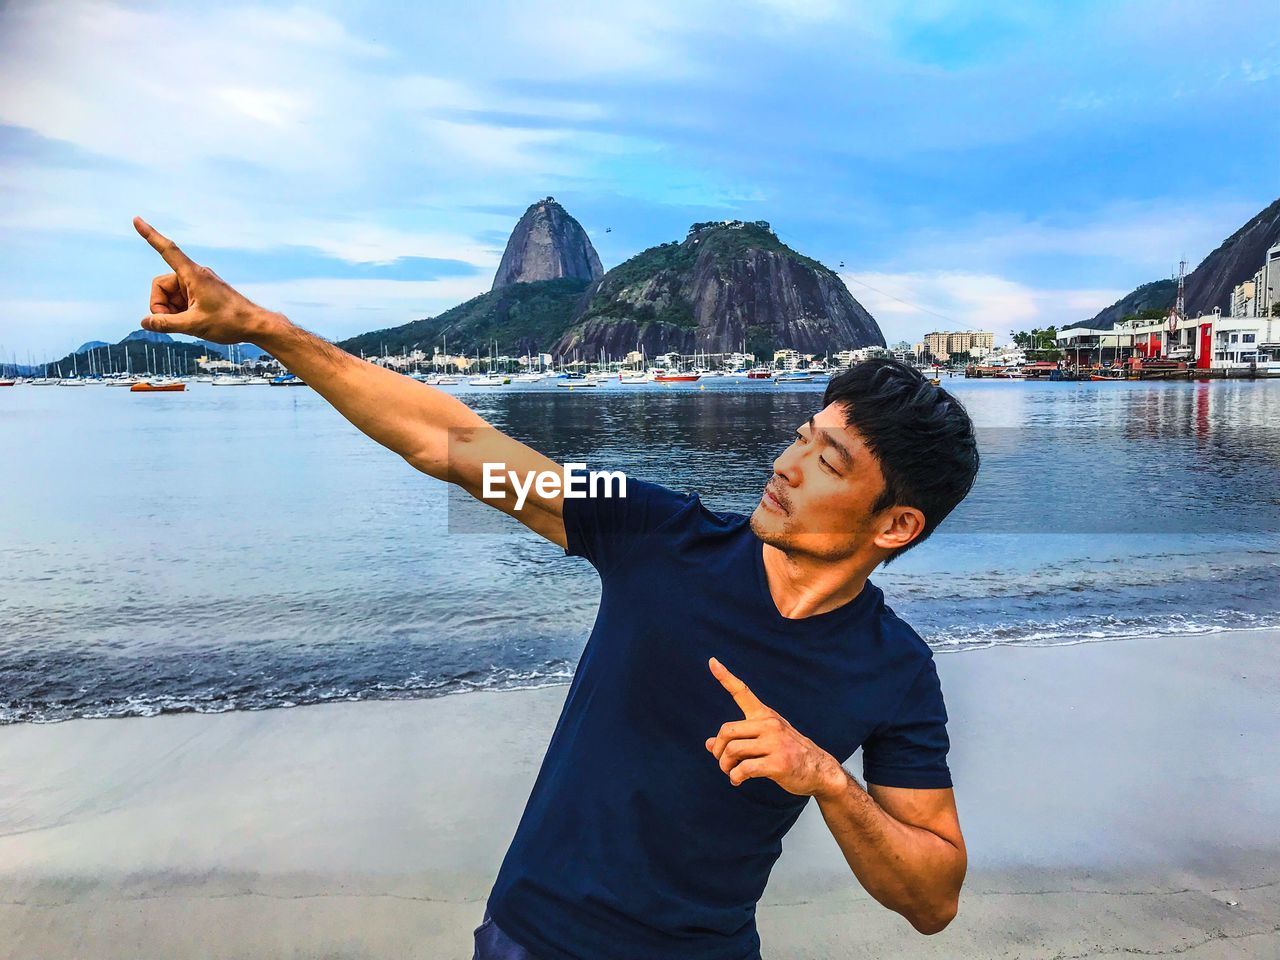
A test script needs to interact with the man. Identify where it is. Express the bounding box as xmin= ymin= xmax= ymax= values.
xmin=134 ymin=216 xmax=977 ymax=960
